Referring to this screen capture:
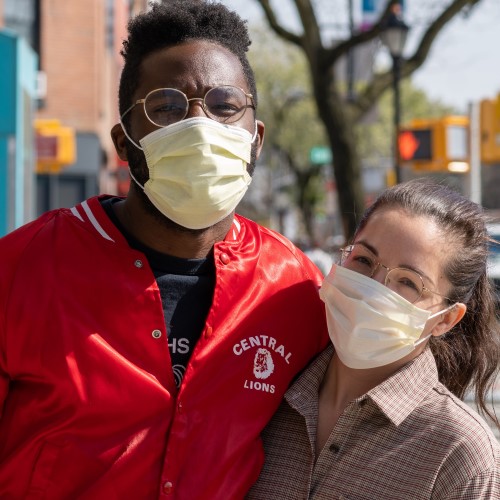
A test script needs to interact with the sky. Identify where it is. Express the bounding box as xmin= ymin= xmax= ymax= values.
xmin=220 ymin=0 xmax=500 ymax=113
xmin=410 ymin=0 xmax=500 ymax=111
